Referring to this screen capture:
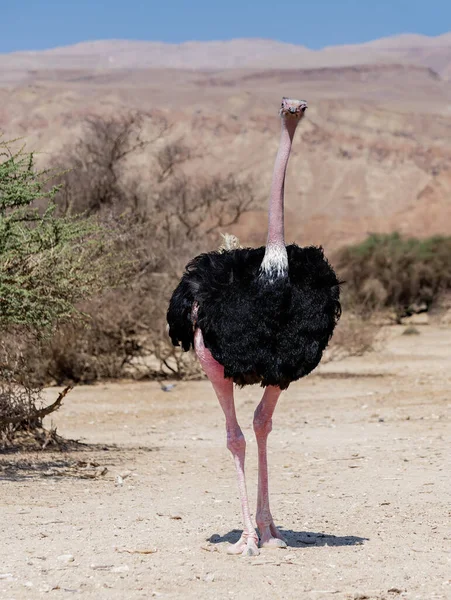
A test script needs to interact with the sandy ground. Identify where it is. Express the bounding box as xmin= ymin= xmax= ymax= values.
xmin=0 ymin=326 xmax=450 ymax=600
